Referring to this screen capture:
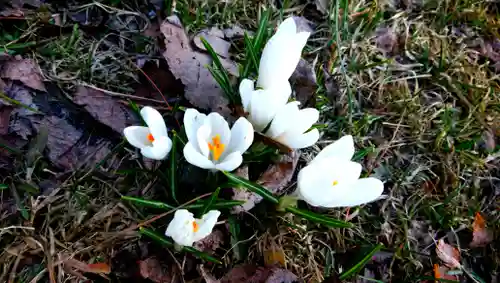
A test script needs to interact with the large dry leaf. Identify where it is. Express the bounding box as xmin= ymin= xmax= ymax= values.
xmin=73 ymin=85 xmax=139 ymax=133
xmin=290 ymin=59 xmax=317 ymax=107
xmin=138 ymin=257 xmax=174 ymax=283
xmin=201 ymin=264 xmax=300 ymax=283
xmin=194 ymin=27 xmax=231 ymax=58
xmin=232 ymin=151 xmax=300 ymax=213
xmin=0 ymin=57 xmax=46 ymax=91
xmin=160 ymin=16 xmax=232 ymax=118
xmin=470 ymin=212 xmax=493 ymax=247
xmin=194 ymin=229 xmax=224 ymax=253
xmin=436 ymin=239 xmax=460 ymax=268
